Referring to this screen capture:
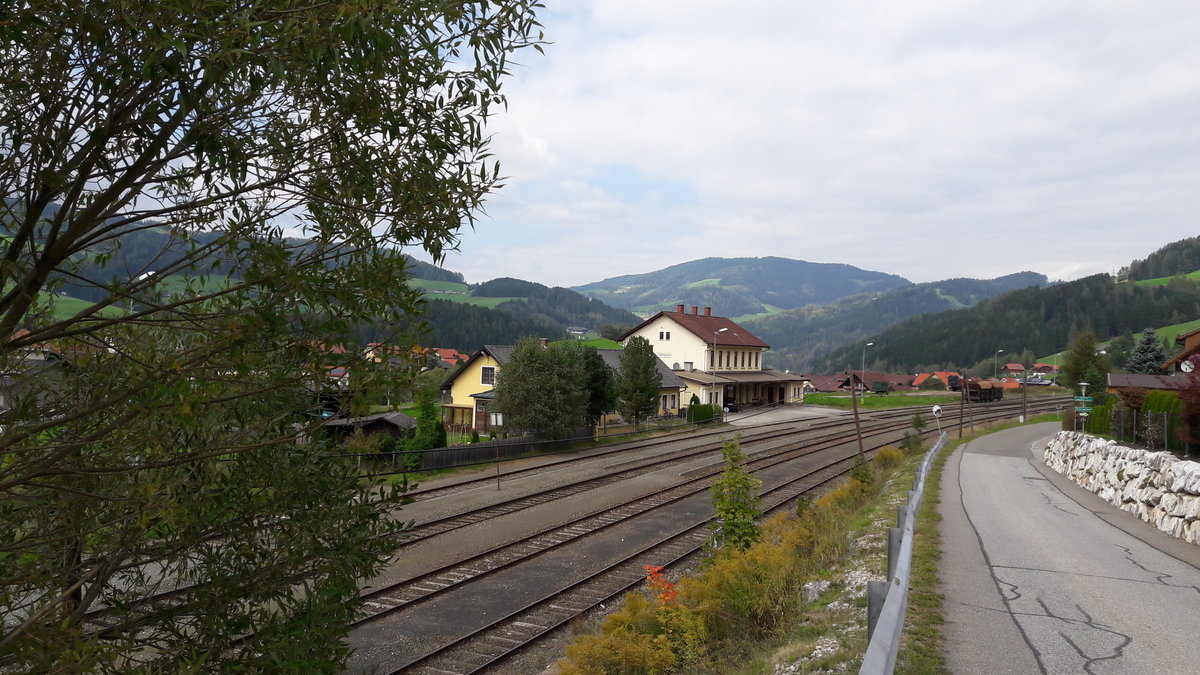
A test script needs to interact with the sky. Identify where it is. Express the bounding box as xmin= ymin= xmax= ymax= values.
xmin=424 ymin=1 xmax=1200 ymax=288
